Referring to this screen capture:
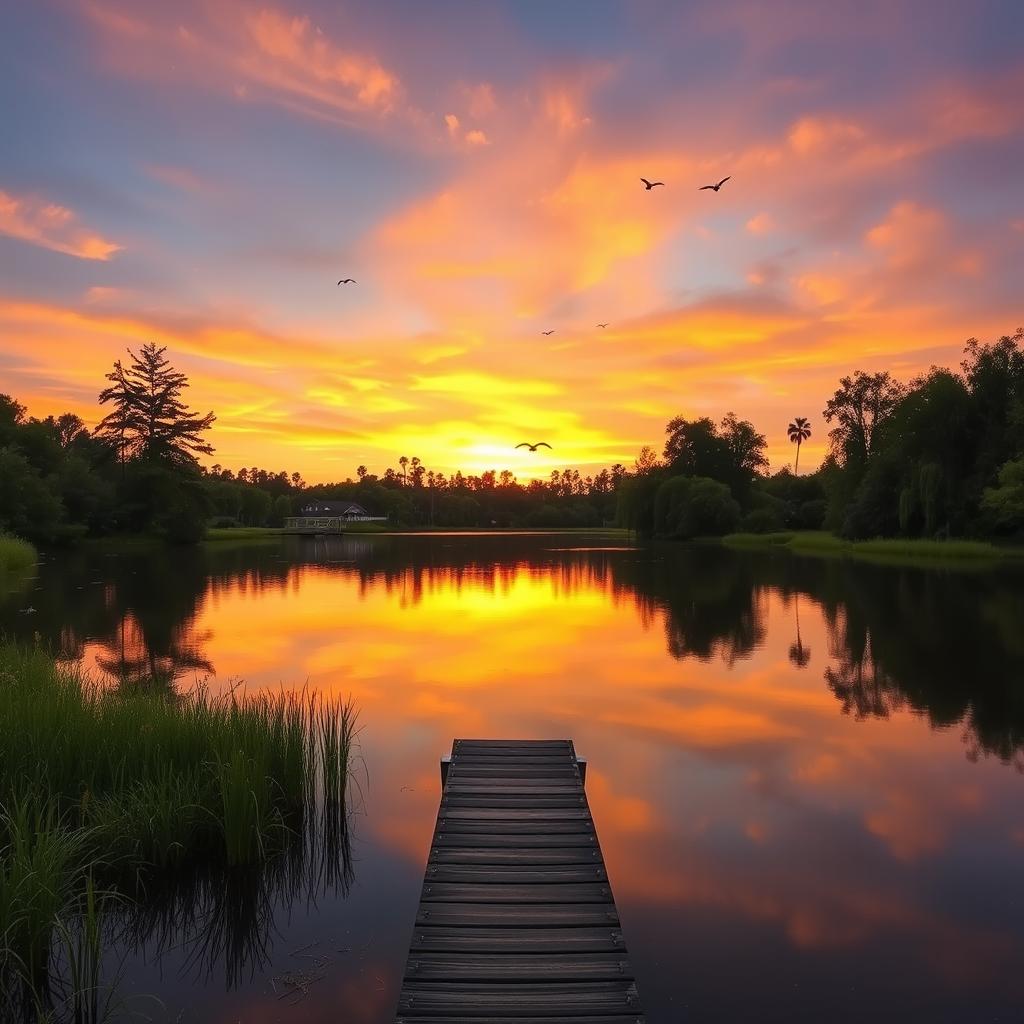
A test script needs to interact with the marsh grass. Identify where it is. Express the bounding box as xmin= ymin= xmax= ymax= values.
xmin=0 ymin=643 xmax=358 ymax=1019
xmin=0 ymin=533 xmax=36 ymax=575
